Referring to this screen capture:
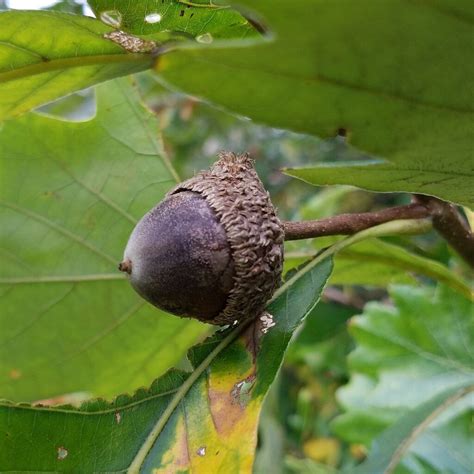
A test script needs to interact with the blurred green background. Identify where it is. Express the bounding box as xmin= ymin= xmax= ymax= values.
xmin=3 ymin=2 xmax=472 ymax=472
